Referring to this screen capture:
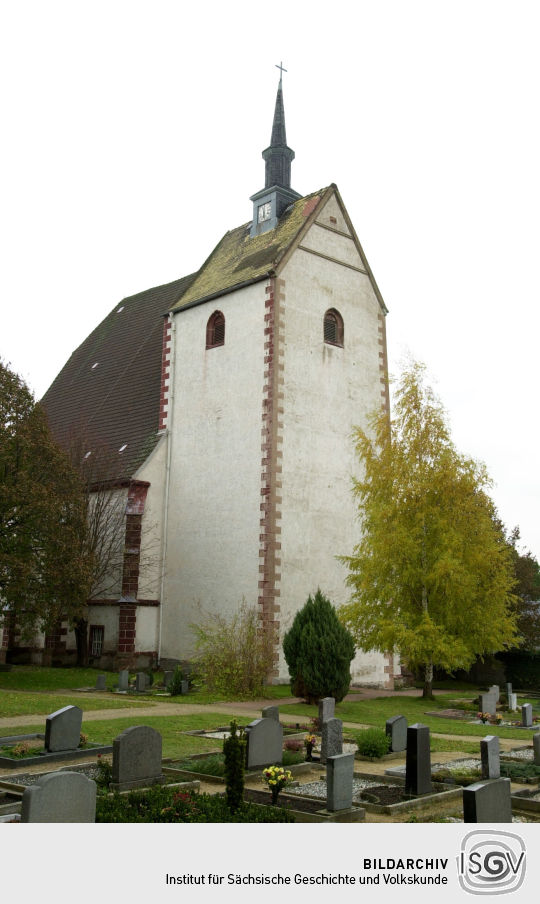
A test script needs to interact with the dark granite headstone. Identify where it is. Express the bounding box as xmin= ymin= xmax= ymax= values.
xmin=480 ymin=735 xmax=500 ymax=779
xmin=521 ymin=704 xmax=533 ymax=727
xmin=118 ymin=670 xmax=129 ymax=691
xmin=45 ymin=705 xmax=83 ymax=752
xmin=245 ymin=718 xmax=283 ymax=769
xmin=463 ymin=777 xmax=512 ymax=823
xmin=405 ymin=723 xmax=431 ymax=795
xmin=320 ymin=717 xmax=343 ymax=765
xmin=386 ymin=715 xmax=407 ymax=752
xmin=326 ymin=753 xmax=354 ymax=811
xmin=533 ymin=732 xmax=540 ymax=766
xmin=95 ymin=675 xmax=106 ymax=691
xmin=21 ymin=771 xmax=96 ymax=823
